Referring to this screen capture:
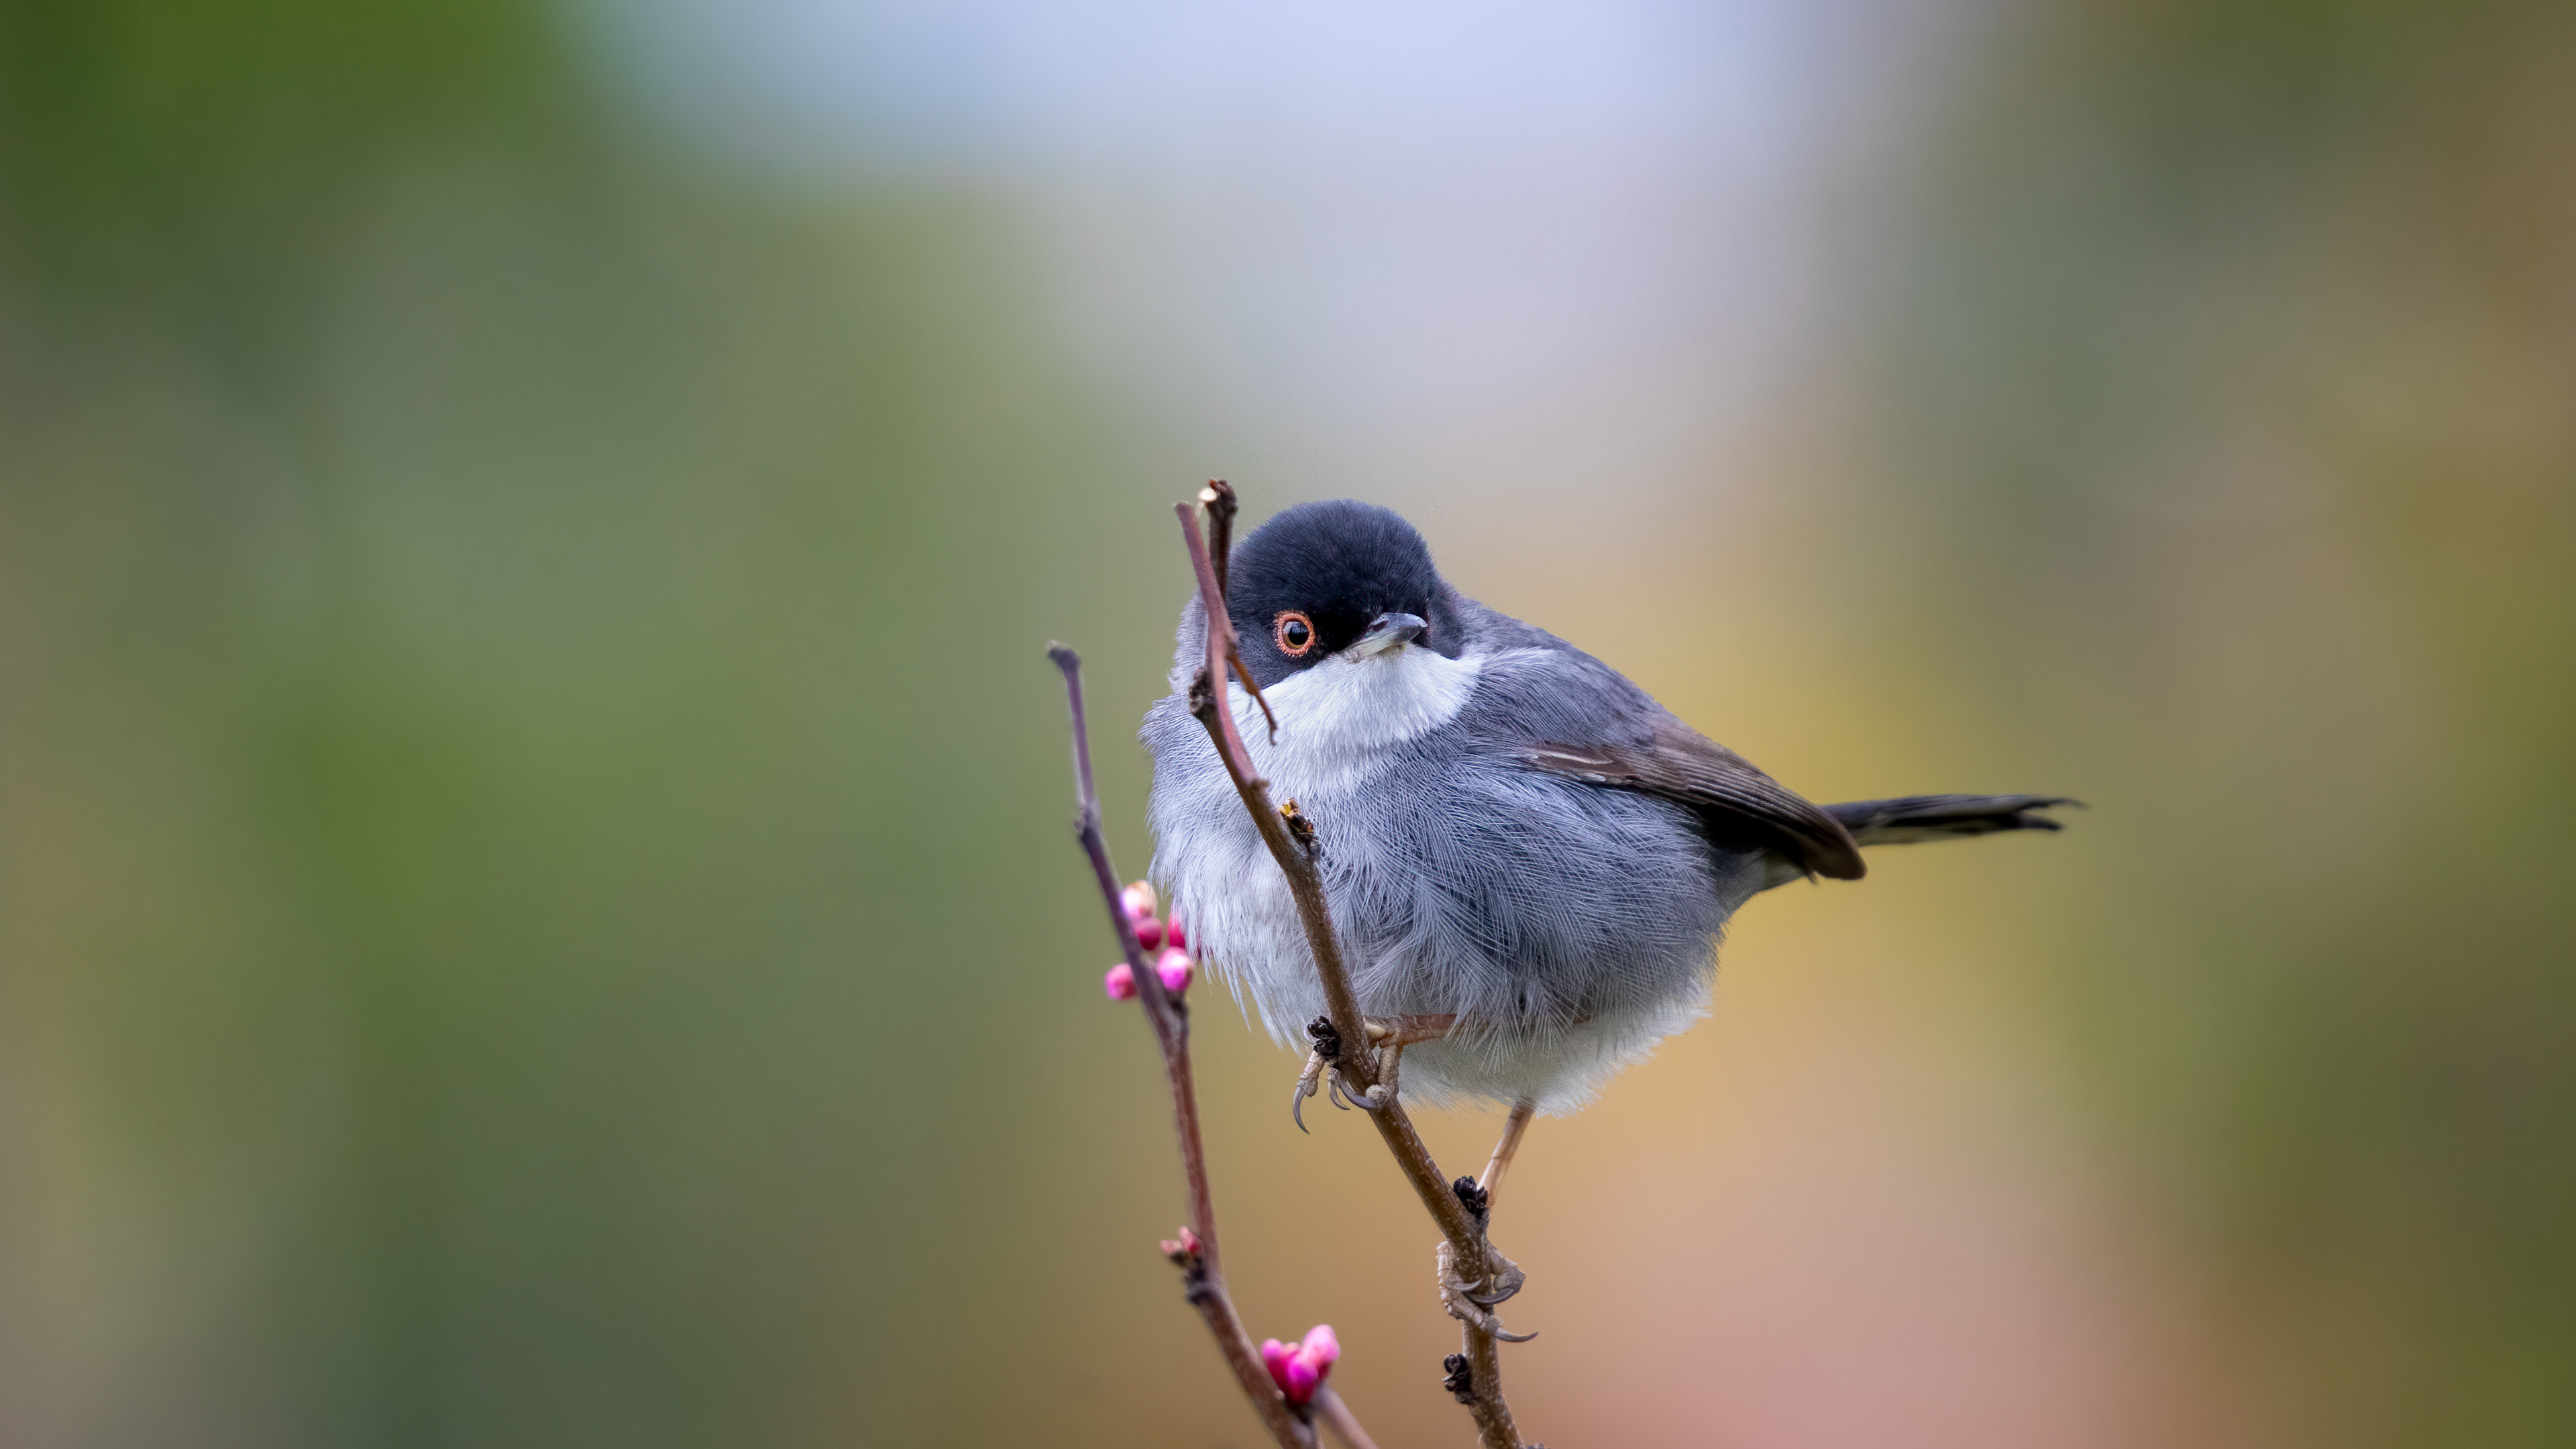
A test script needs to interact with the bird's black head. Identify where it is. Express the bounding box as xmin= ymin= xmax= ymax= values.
xmin=1224 ymin=500 xmax=1463 ymax=688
